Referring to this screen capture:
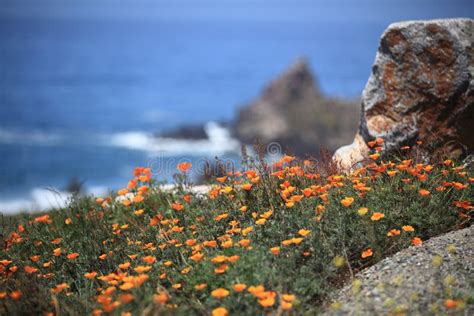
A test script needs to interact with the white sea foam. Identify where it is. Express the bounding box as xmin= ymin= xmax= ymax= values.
xmin=108 ymin=121 xmax=240 ymax=155
xmin=0 ymin=122 xmax=240 ymax=155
